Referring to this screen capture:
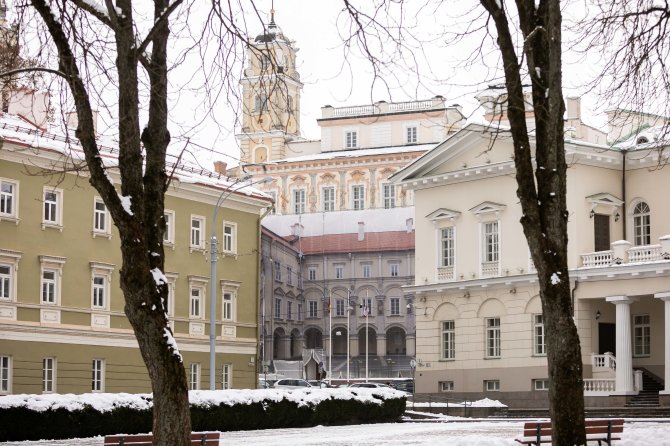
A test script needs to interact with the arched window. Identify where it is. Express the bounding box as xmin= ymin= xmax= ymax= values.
xmin=633 ymin=201 xmax=651 ymax=246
